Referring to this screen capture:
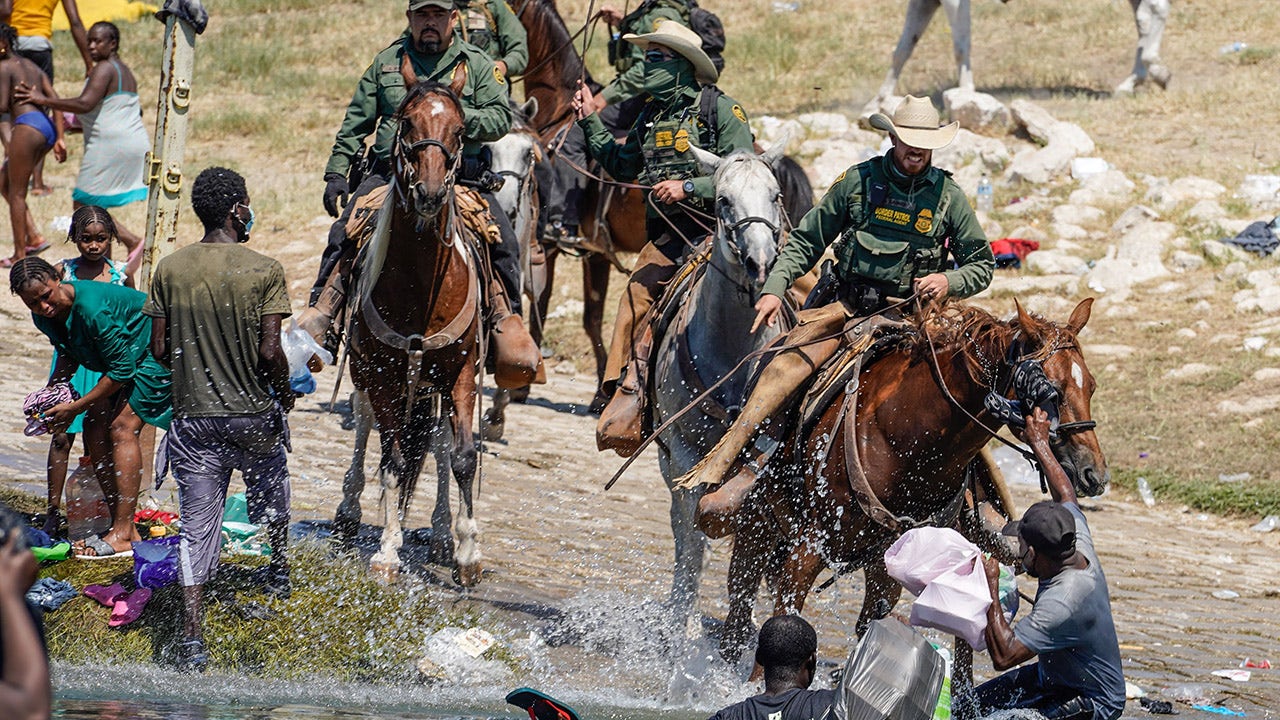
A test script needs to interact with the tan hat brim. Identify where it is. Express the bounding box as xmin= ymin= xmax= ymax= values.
xmin=868 ymin=112 xmax=959 ymax=151
xmin=622 ymin=32 xmax=719 ymax=85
